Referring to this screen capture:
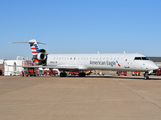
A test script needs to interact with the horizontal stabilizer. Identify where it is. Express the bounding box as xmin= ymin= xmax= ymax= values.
xmin=9 ymin=39 xmax=46 ymax=45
